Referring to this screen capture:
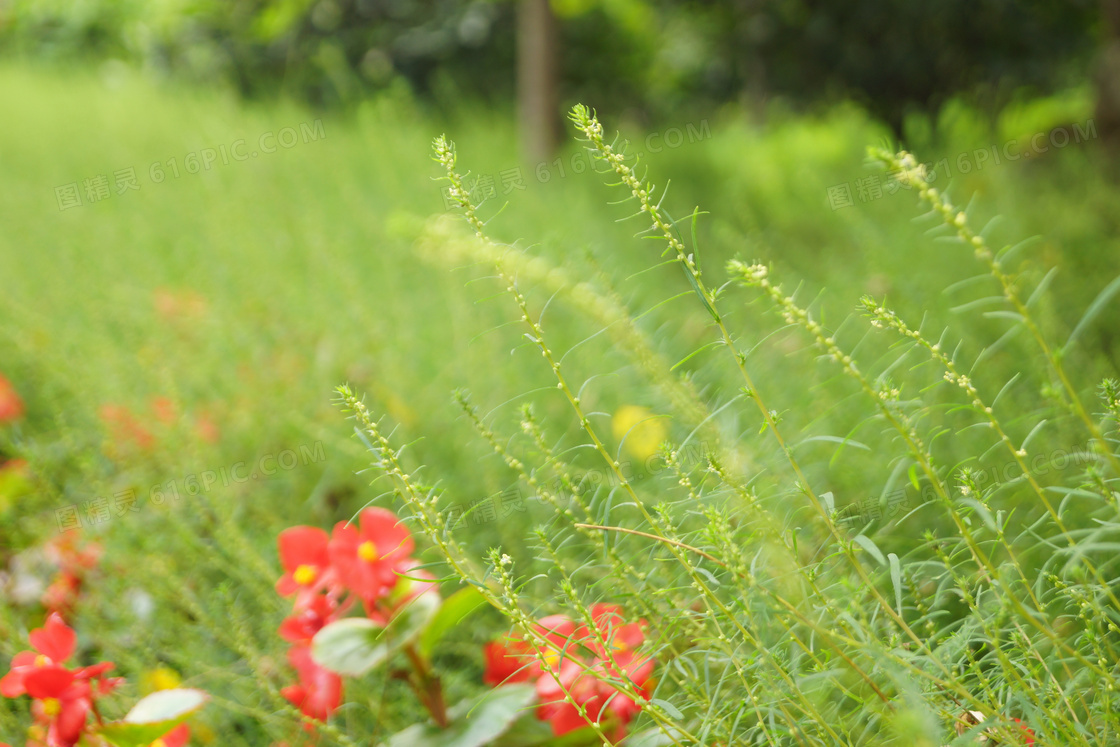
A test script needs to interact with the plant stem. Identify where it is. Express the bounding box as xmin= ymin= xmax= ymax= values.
xmin=404 ymin=642 xmax=448 ymax=729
